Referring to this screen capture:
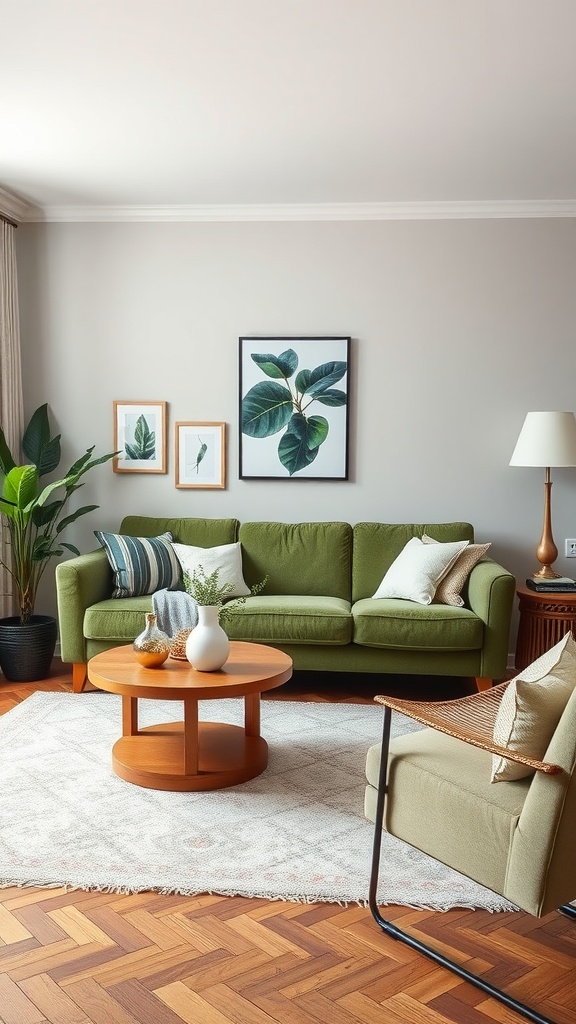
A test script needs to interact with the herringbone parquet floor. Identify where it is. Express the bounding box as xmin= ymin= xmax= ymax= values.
xmin=0 ymin=663 xmax=575 ymax=1024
